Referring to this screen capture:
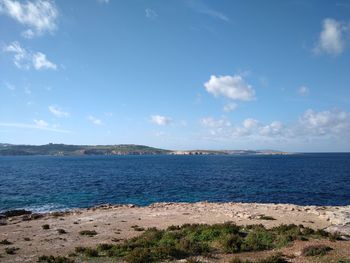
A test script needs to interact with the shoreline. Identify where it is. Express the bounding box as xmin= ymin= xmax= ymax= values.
xmin=1 ymin=201 xmax=350 ymax=262
xmin=3 ymin=199 xmax=350 ymax=215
